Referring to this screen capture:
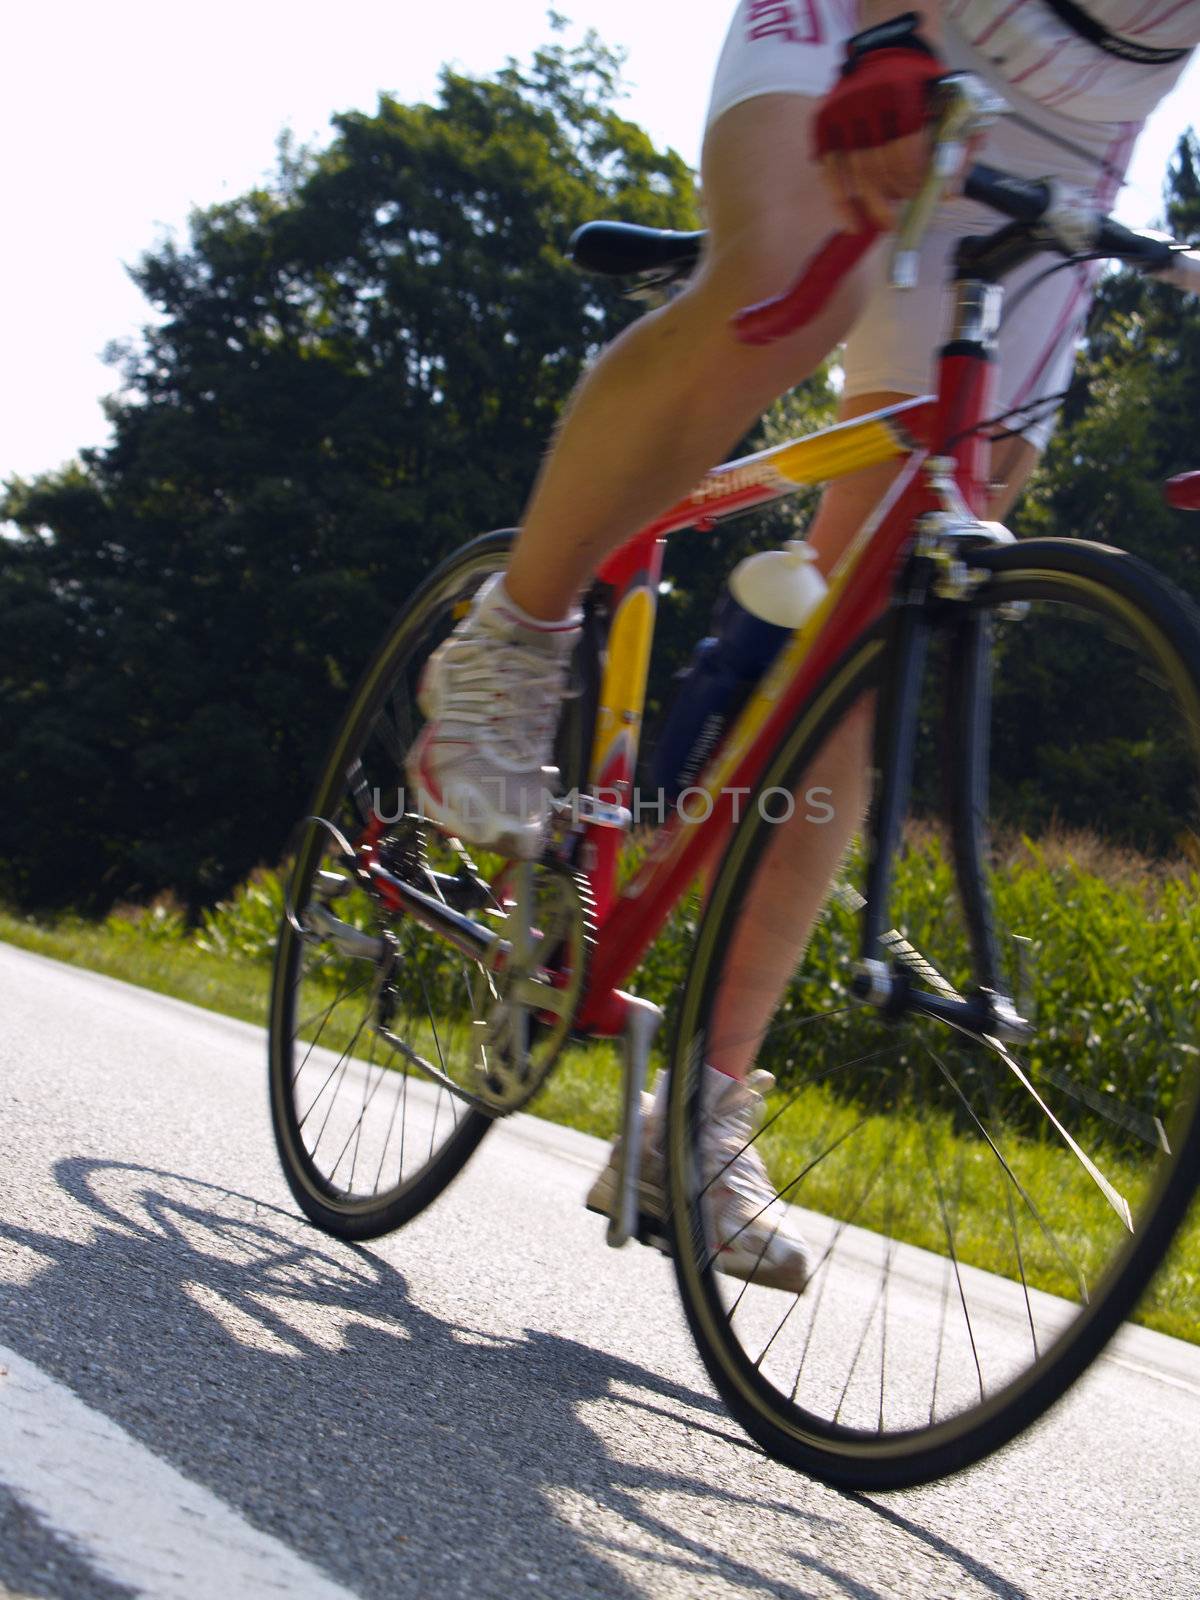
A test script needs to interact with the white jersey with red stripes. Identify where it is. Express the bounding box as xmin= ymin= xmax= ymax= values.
xmin=949 ymin=0 xmax=1200 ymax=122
